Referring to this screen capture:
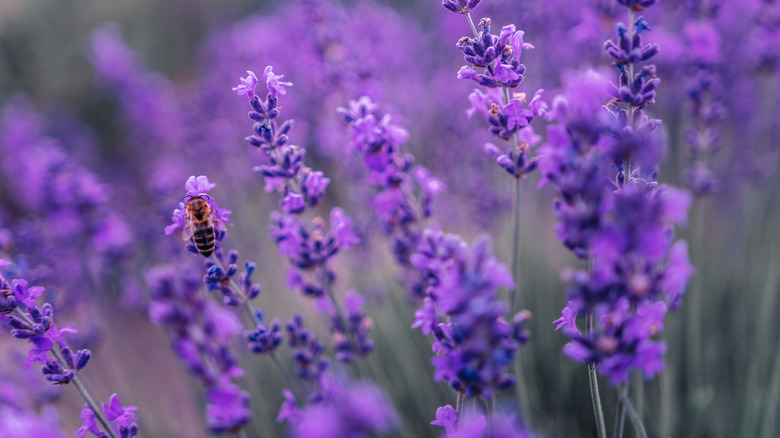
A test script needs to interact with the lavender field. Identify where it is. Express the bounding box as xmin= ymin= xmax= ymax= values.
xmin=0 ymin=0 xmax=778 ymax=437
